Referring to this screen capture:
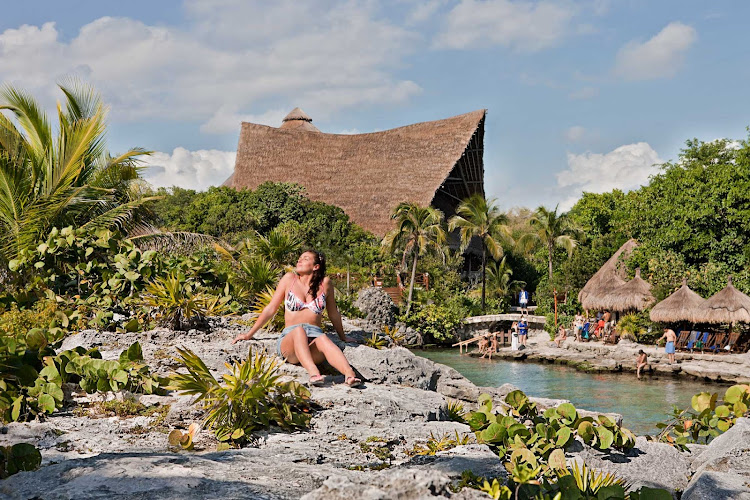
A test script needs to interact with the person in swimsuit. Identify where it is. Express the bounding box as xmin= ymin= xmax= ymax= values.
xmin=232 ymin=250 xmax=362 ymax=387
xmin=658 ymin=327 xmax=677 ymax=364
xmin=636 ymin=349 xmax=648 ymax=379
